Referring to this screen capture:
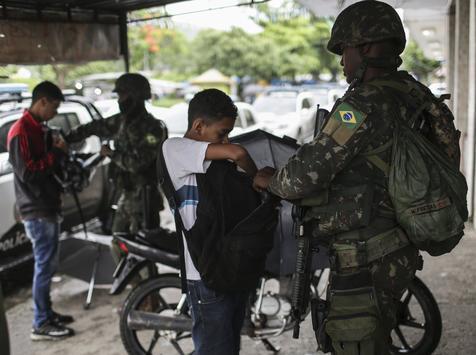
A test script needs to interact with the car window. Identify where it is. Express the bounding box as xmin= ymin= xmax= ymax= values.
xmin=48 ymin=112 xmax=84 ymax=150
xmin=302 ymin=98 xmax=312 ymax=109
xmin=0 ymin=120 xmax=16 ymax=154
xmin=48 ymin=113 xmax=80 ymax=135
xmin=234 ymin=111 xmax=244 ymax=128
xmin=311 ymin=90 xmax=330 ymax=107
xmin=242 ymin=109 xmax=255 ymax=127
xmin=87 ymin=103 xmax=103 ymax=121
